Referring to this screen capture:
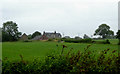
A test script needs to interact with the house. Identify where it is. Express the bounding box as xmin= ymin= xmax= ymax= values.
xmin=32 ymin=31 xmax=62 ymax=40
xmin=42 ymin=31 xmax=62 ymax=39
xmin=39 ymin=34 xmax=49 ymax=40
xmin=32 ymin=35 xmax=48 ymax=40
xmin=20 ymin=33 xmax=28 ymax=41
